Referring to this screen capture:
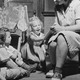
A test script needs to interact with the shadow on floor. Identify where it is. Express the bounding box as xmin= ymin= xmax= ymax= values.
xmin=46 ymin=55 xmax=80 ymax=78
xmin=62 ymin=60 xmax=80 ymax=78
